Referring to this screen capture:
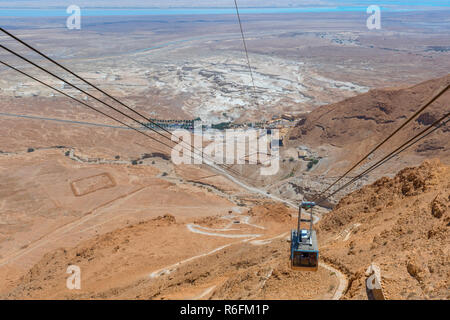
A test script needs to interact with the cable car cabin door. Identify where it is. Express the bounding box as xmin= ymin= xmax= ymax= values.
xmin=291 ymin=250 xmax=319 ymax=271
